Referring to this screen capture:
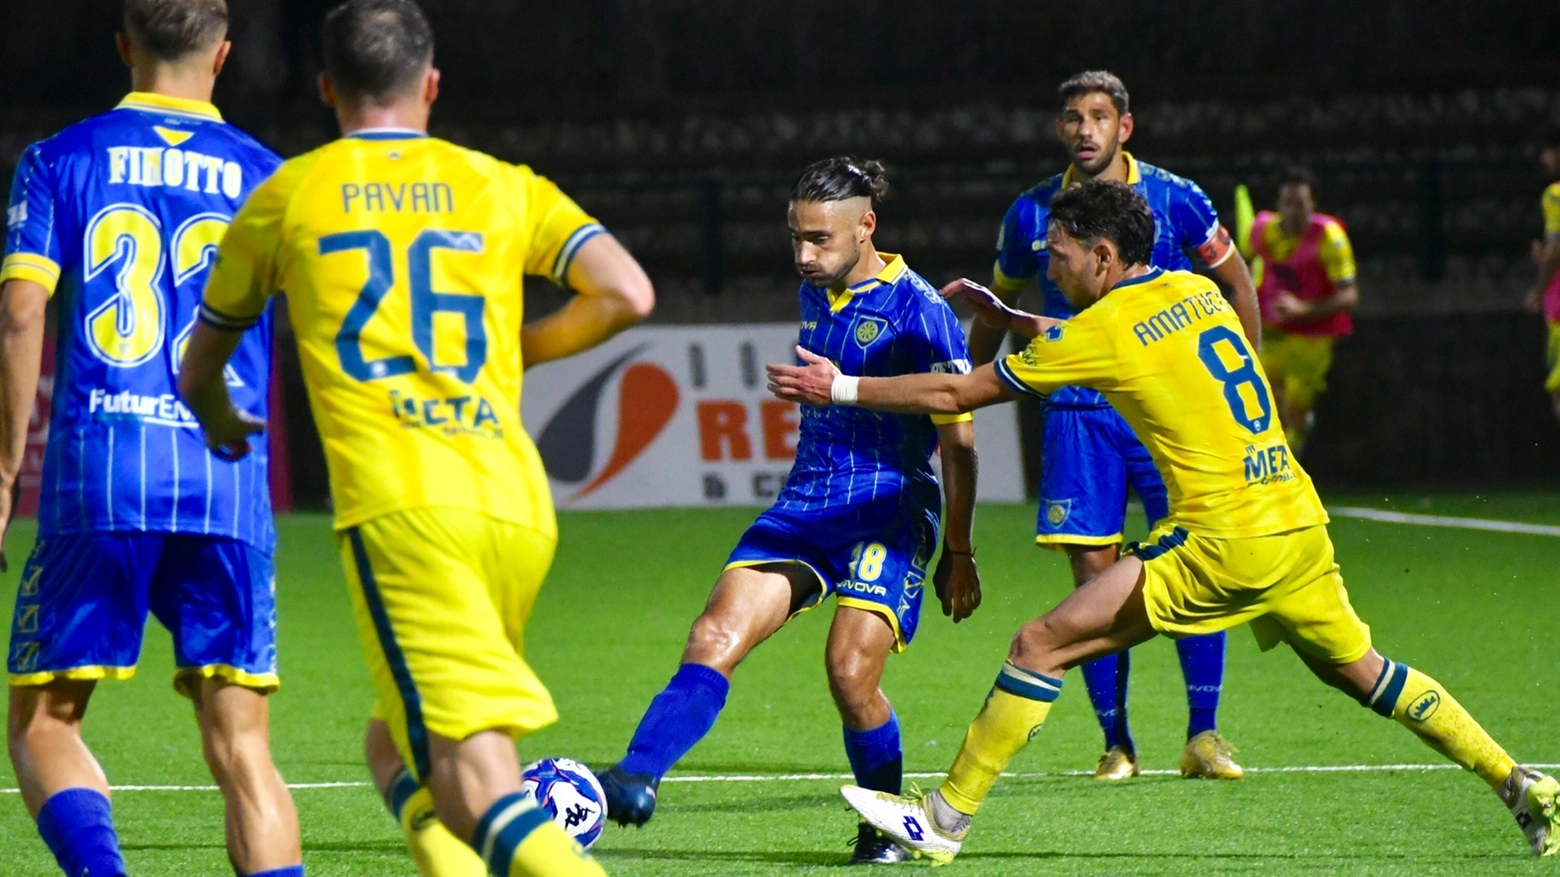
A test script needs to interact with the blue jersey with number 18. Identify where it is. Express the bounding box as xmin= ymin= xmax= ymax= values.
xmin=0 ymin=93 xmax=280 ymax=550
